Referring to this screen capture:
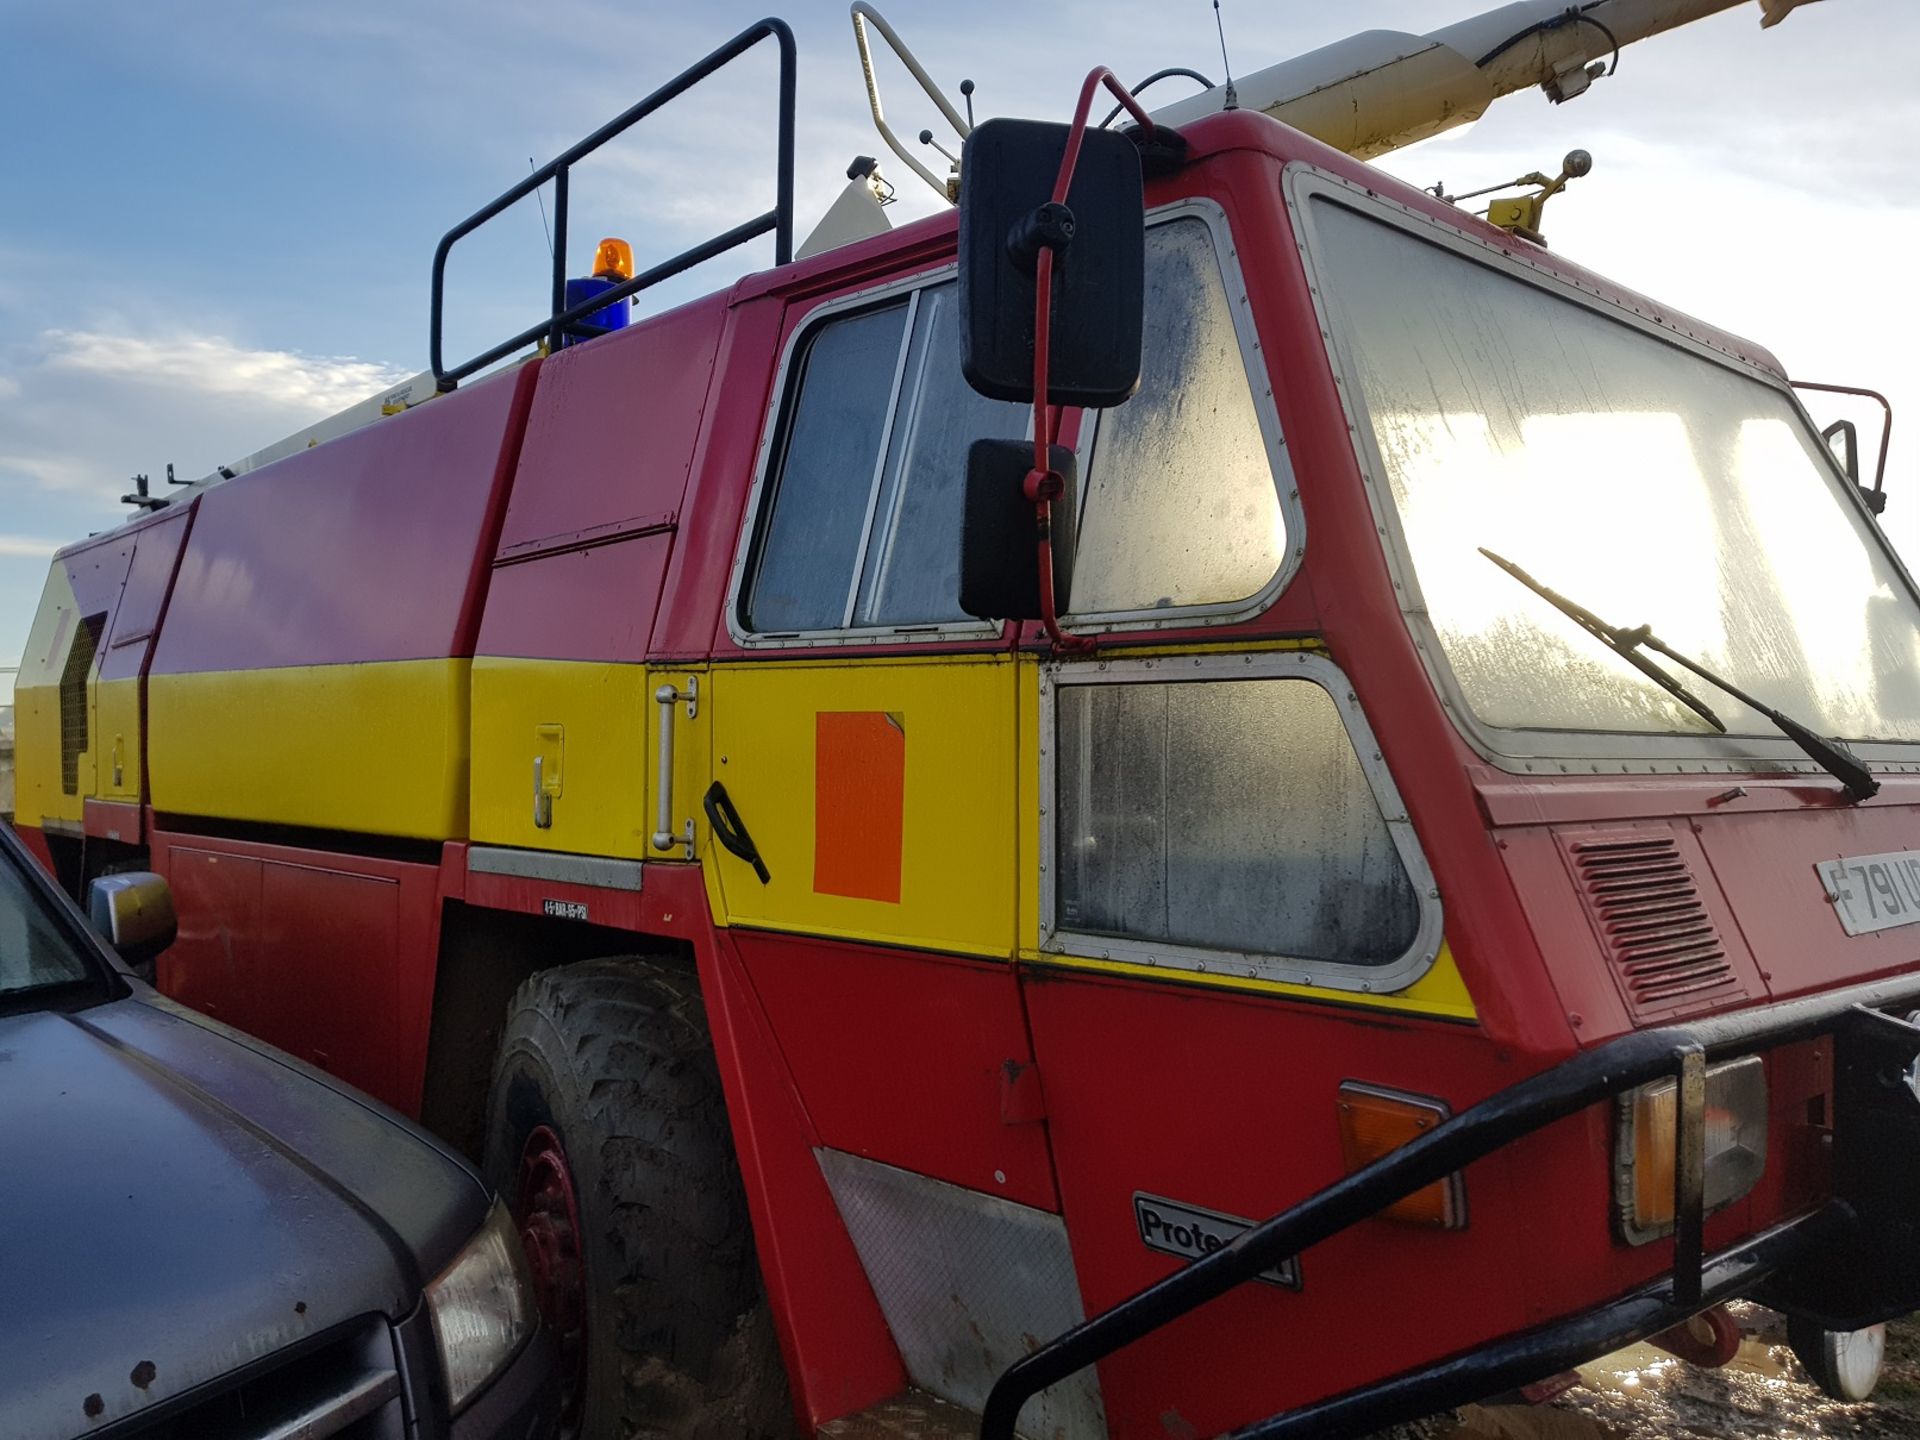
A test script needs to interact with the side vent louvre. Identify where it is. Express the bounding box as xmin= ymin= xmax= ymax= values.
xmin=1569 ymin=835 xmax=1743 ymax=1019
